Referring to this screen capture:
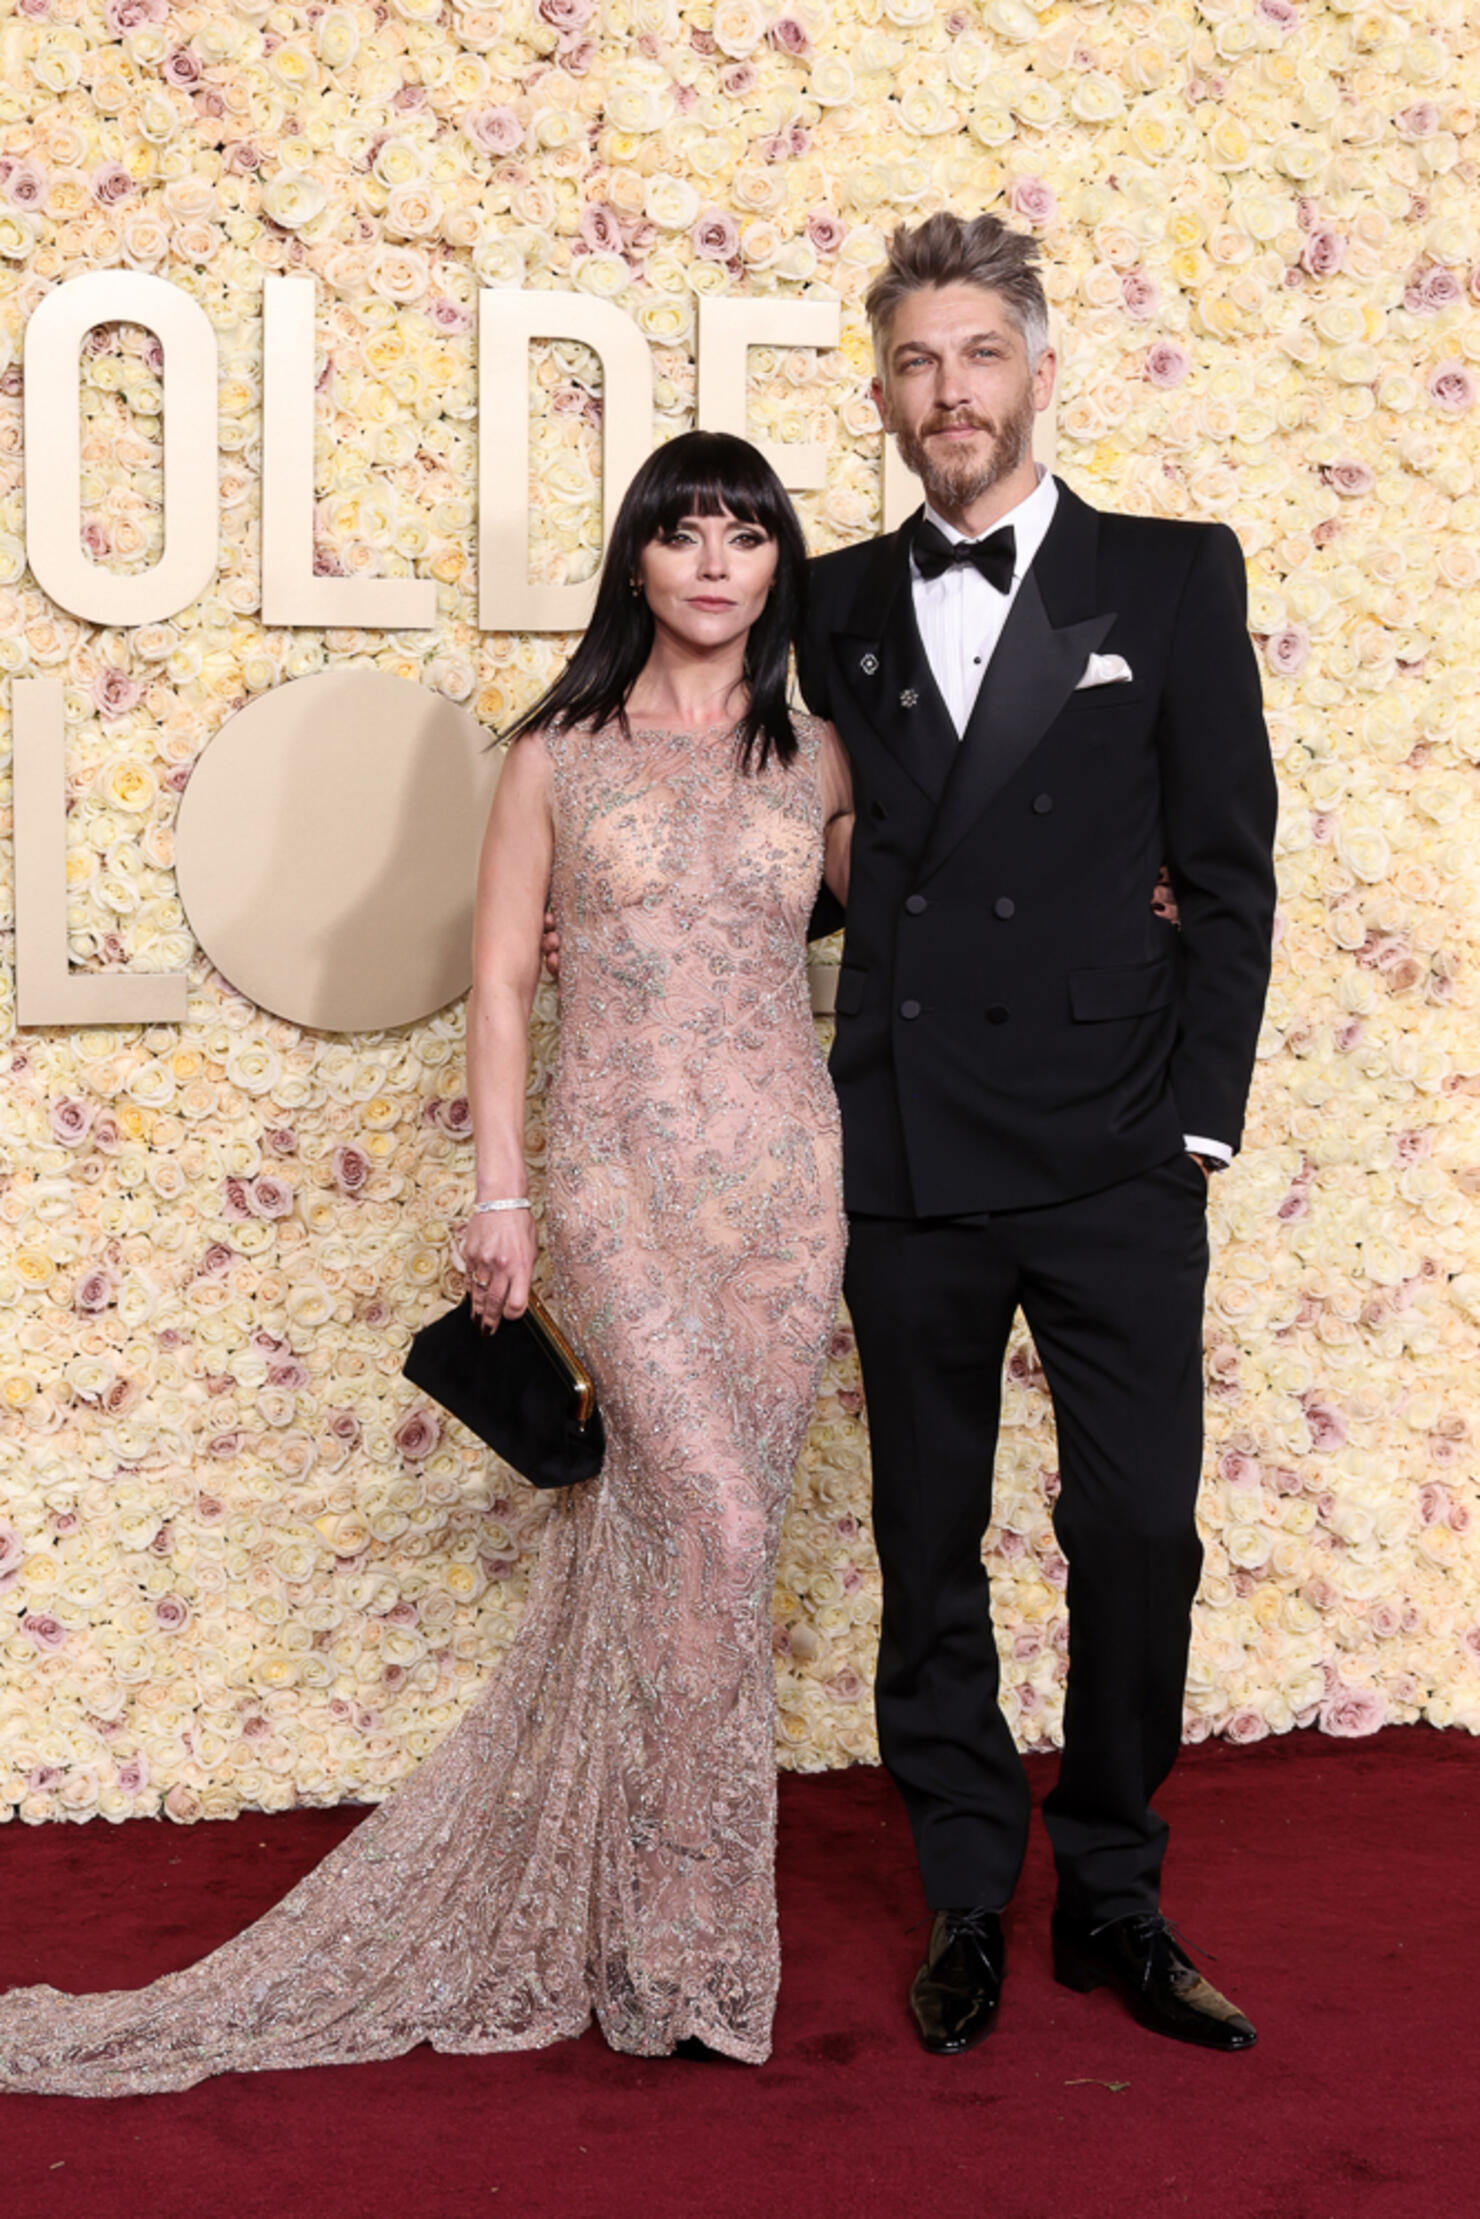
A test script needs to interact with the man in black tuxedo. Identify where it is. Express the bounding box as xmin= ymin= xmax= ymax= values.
xmin=799 ymin=213 xmax=1277 ymax=2055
